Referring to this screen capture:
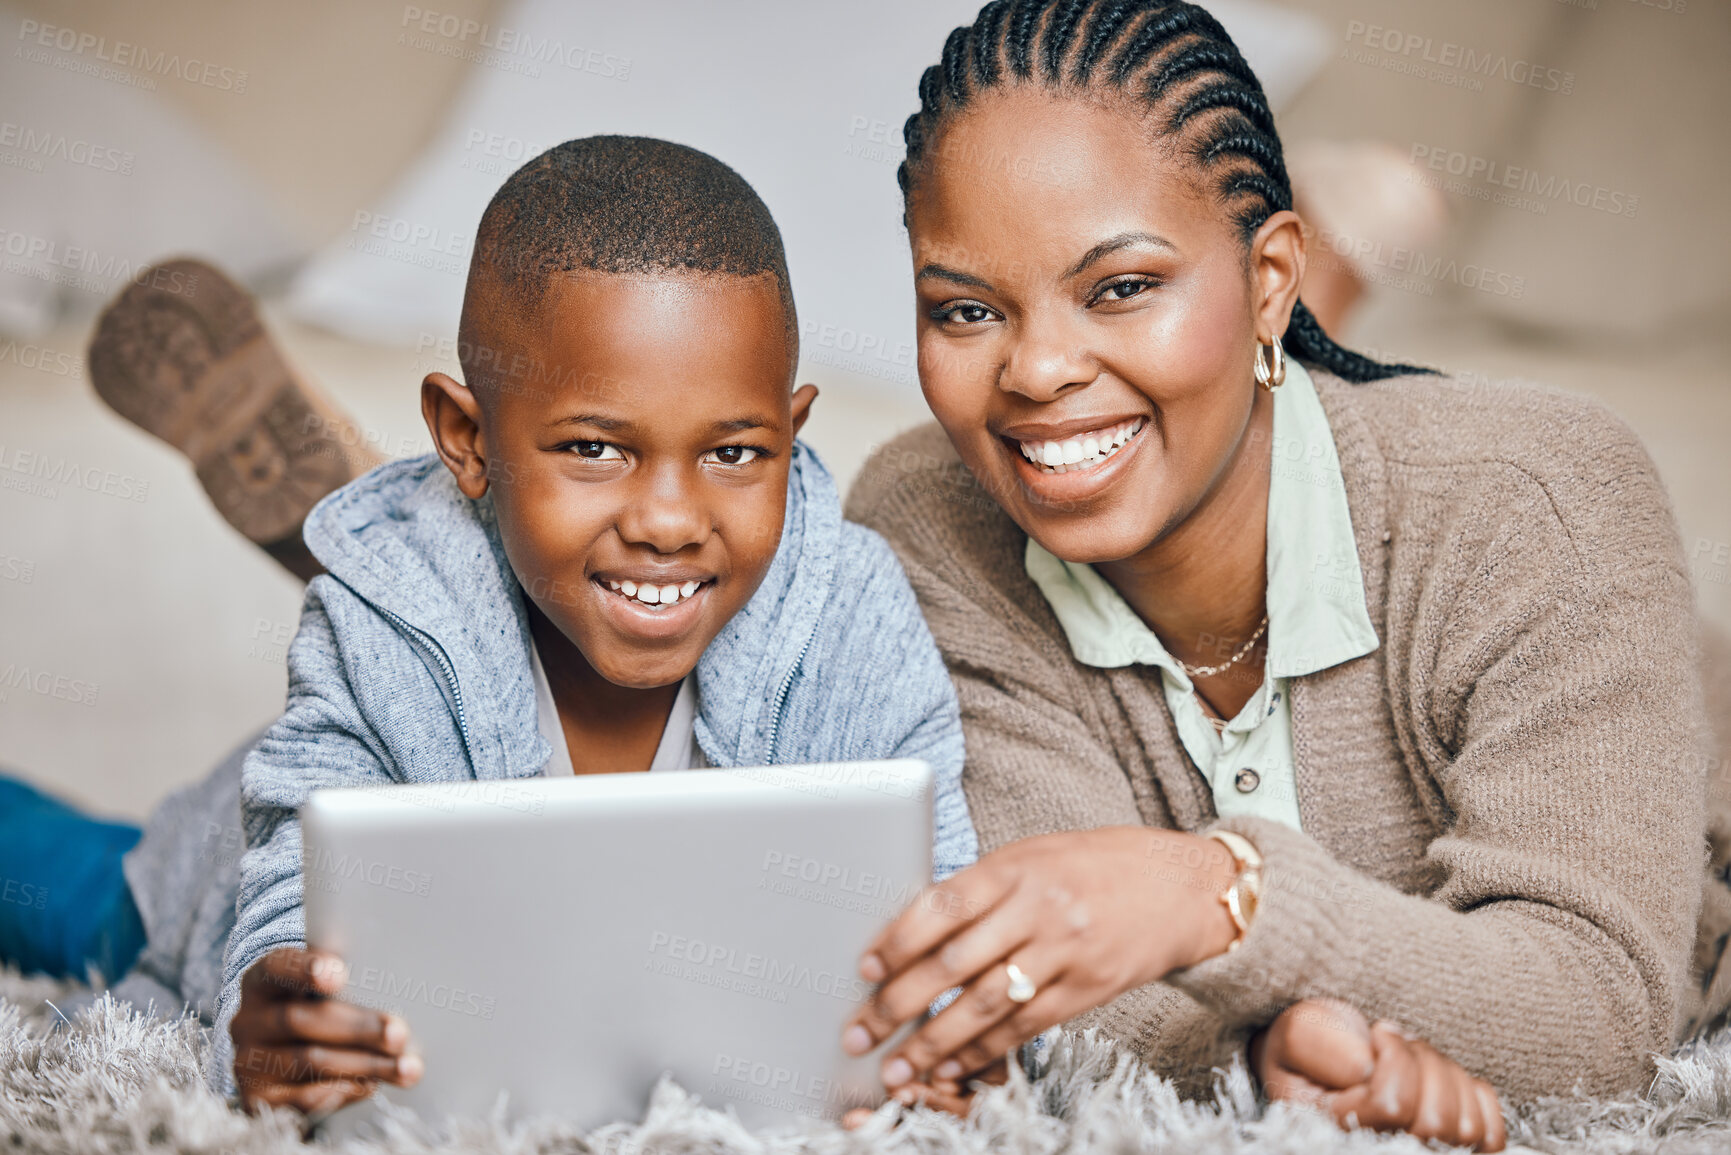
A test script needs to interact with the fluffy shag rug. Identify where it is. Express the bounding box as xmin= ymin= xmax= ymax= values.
xmin=6 ymin=972 xmax=1731 ymax=1154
